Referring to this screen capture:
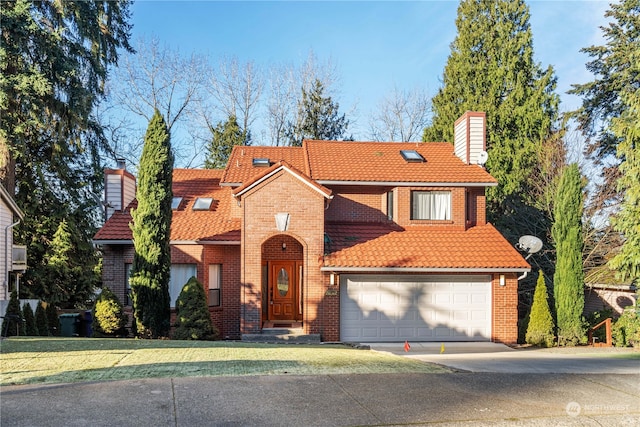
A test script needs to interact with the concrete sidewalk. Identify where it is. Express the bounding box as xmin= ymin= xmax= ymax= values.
xmin=1 ymin=372 xmax=638 ymax=426
xmin=367 ymin=342 xmax=640 ymax=374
